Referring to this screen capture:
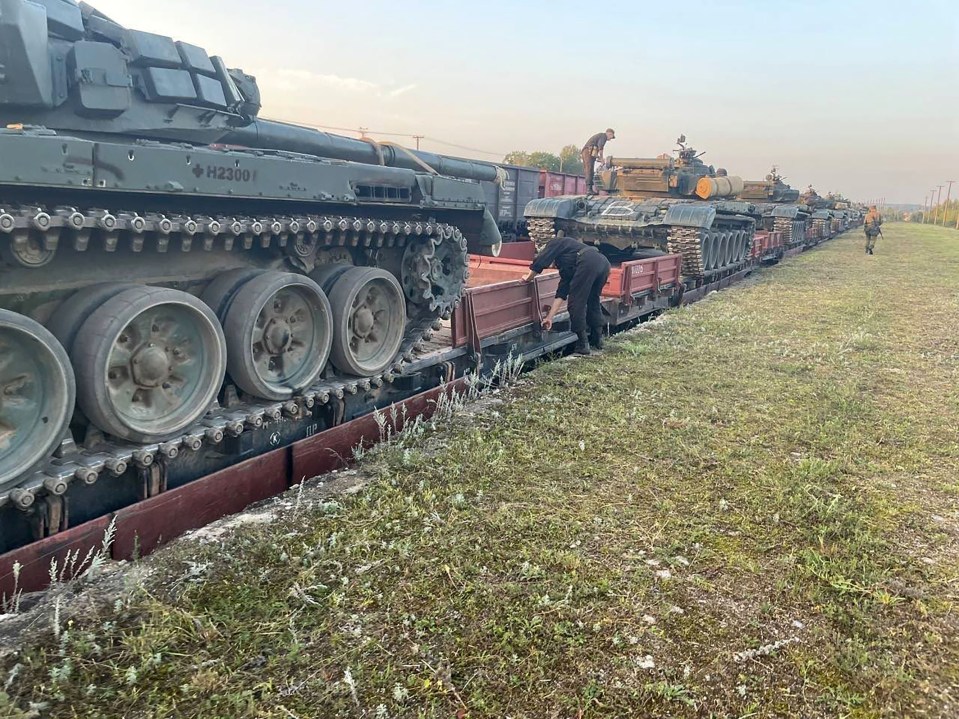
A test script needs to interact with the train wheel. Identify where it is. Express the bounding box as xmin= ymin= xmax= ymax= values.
xmin=329 ymin=267 xmax=406 ymax=377
xmin=0 ymin=310 xmax=75 ymax=489
xmin=200 ymin=268 xmax=268 ymax=321
xmin=72 ymin=286 xmax=226 ymax=443
xmin=224 ymin=272 xmax=333 ymax=400
xmin=46 ymin=283 xmax=138 ymax=354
